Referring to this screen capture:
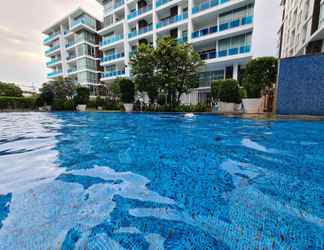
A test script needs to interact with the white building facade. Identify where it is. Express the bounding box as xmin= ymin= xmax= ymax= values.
xmin=96 ymin=0 xmax=255 ymax=104
xmin=43 ymin=8 xmax=103 ymax=96
xmin=279 ymin=0 xmax=324 ymax=58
